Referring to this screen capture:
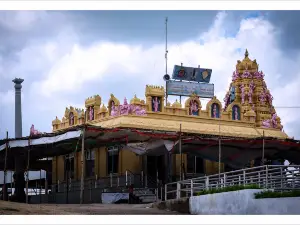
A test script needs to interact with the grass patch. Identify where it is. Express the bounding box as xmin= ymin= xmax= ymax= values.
xmin=197 ymin=184 xmax=261 ymax=196
xmin=254 ymin=190 xmax=300 ymax=199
